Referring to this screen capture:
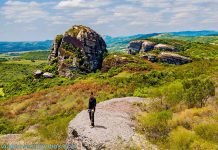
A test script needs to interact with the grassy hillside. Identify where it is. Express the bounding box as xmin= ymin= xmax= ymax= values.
xmin=153 ymin=34 xmax=218 ymax=44
xmin=0 ymin=37 xmax=217 ymax=148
